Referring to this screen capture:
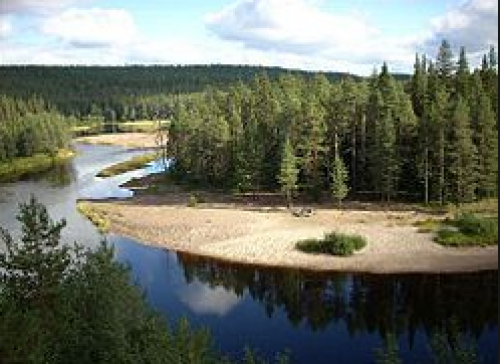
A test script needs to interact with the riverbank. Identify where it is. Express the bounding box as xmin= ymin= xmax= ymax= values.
xmin=83 ymin=193 xmax=498 ymax=274
xmin=74 ymin=132 xmax=160 ymax=149
xmin=0 ymin=149 xmax=75 ymax=183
